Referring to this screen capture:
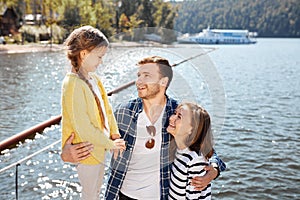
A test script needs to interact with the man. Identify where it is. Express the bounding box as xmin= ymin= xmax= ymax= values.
xmin=61 ymin=56 xmax=226 ymax=199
